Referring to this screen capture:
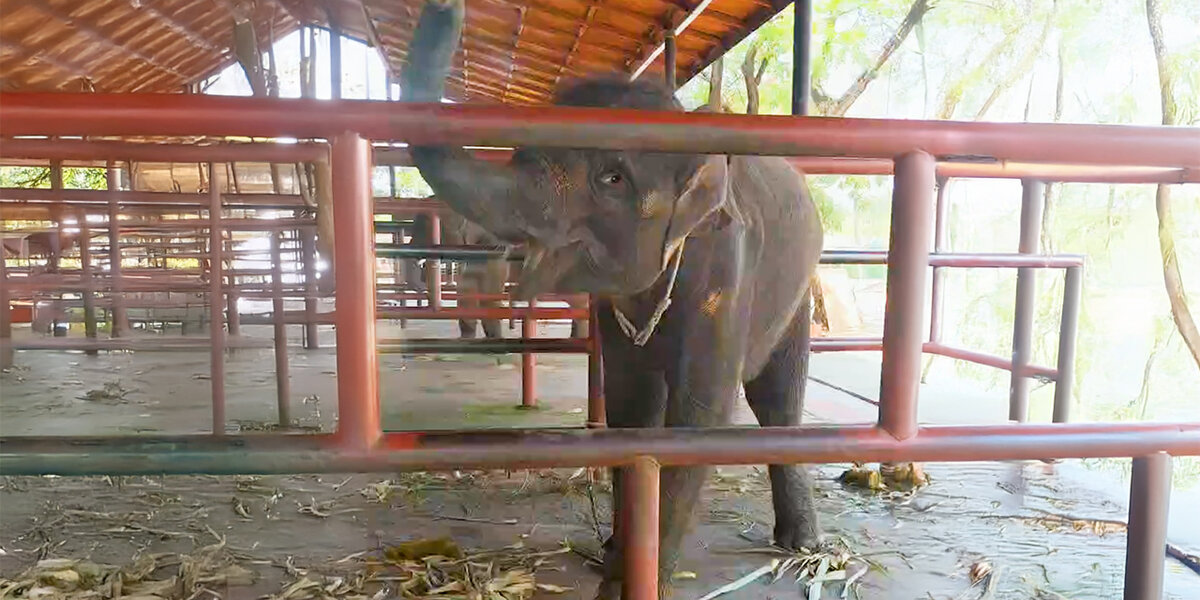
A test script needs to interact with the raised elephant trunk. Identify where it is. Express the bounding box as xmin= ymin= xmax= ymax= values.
xmin=400 ymin=4 xmax=825 ymax=596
